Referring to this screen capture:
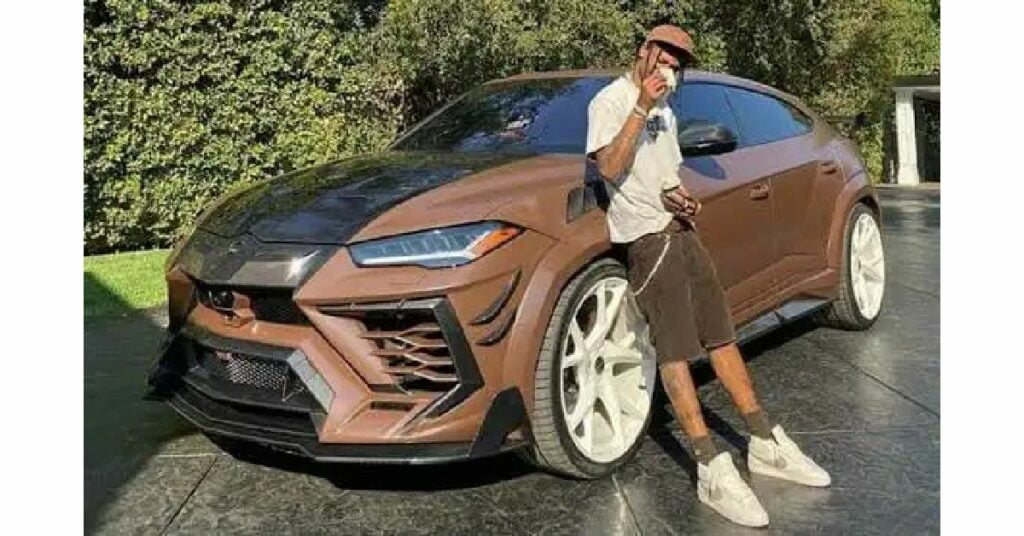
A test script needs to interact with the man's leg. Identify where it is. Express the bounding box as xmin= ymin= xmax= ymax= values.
xmin=677 ymin=227 xmax=776 ymax=441
xmin=671 ymin=226 xmax=828 ymax=493
xmin=707 ymin=343 xmax=774 ymax=440
xmin=708 ymin=342 xmax=832 ymax=487
xmin=659 ymin=360 xmax=718 ymax=464
xmin=661 ymin=358 xmax=771 ymax=527
xmin=635 ymin=225 xmax=770 ymax=527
